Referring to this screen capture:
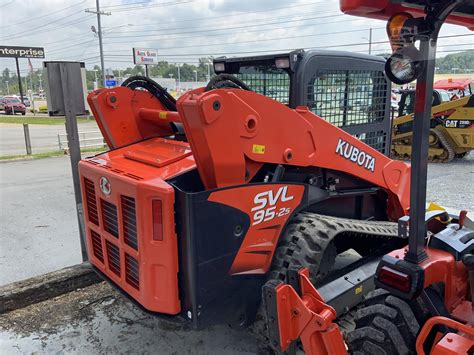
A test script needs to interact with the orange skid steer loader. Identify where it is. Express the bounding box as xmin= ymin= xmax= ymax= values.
xmin=78 ymin=0 xmax=473 ymax=354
